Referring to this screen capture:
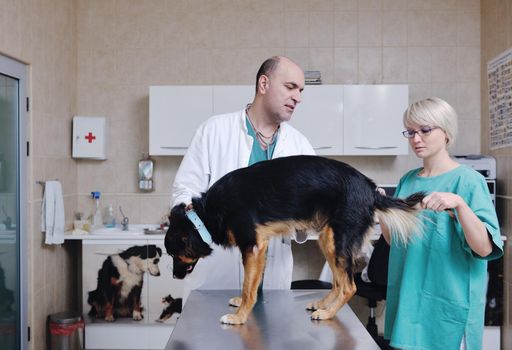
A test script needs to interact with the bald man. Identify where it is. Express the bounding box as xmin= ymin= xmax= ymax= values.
xmin=171 ymin=56 xmax=315 ymax=302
